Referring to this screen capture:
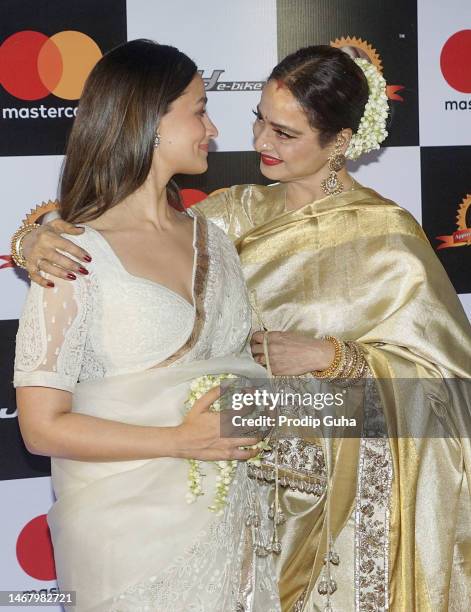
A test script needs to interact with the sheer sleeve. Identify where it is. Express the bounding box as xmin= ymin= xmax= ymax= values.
xmin=14 ymin=275 xmax=89 ymax=392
